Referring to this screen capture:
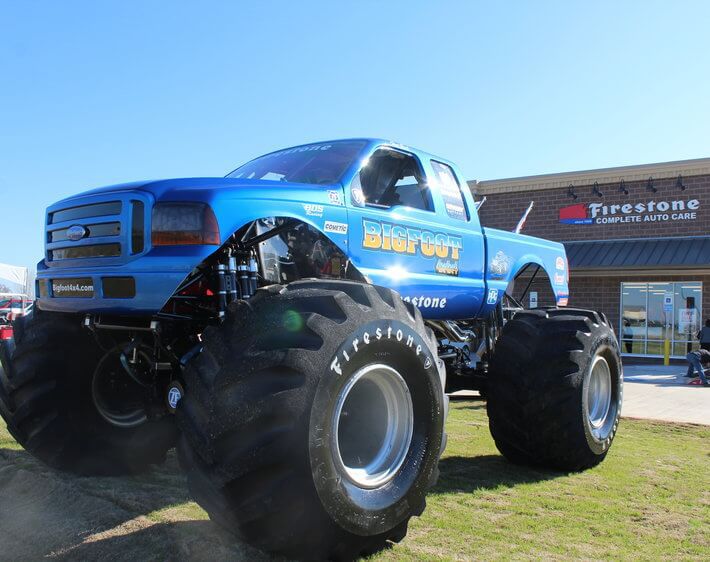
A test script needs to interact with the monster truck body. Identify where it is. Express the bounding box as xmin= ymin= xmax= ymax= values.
xmin=37 ymin=139 xmax=568 ymax=322
xmin=2 ymin=139 xmax=621 ymax=561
